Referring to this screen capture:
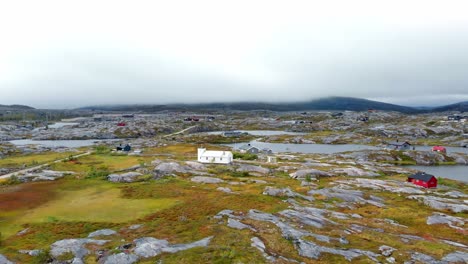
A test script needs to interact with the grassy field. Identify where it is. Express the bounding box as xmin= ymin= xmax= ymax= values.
xmin=0 ymin=143 xmax=466 ymax=263
xmin=0 ymin=151 xmax=82 ymax=169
